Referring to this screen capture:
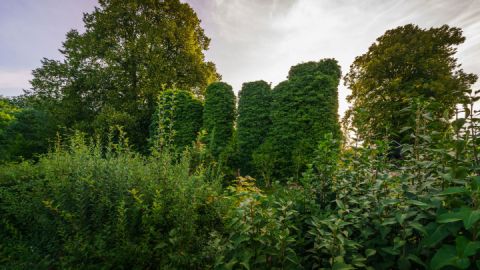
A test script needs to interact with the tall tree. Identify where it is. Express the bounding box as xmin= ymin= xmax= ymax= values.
xmin=344 ymin=24 xmax=477 ymax=146
xmin=266 ymin=59 xmax=342 ymax=179
xmin=150 ymin=89 xmax=203 ymax=150
xmin=27 ymin=0 xmax=219 ymax=149
xmin=203 ymin=82 xmax=236 ymax=159
xmin=236 ymin=81 xmax=272 ymax=176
